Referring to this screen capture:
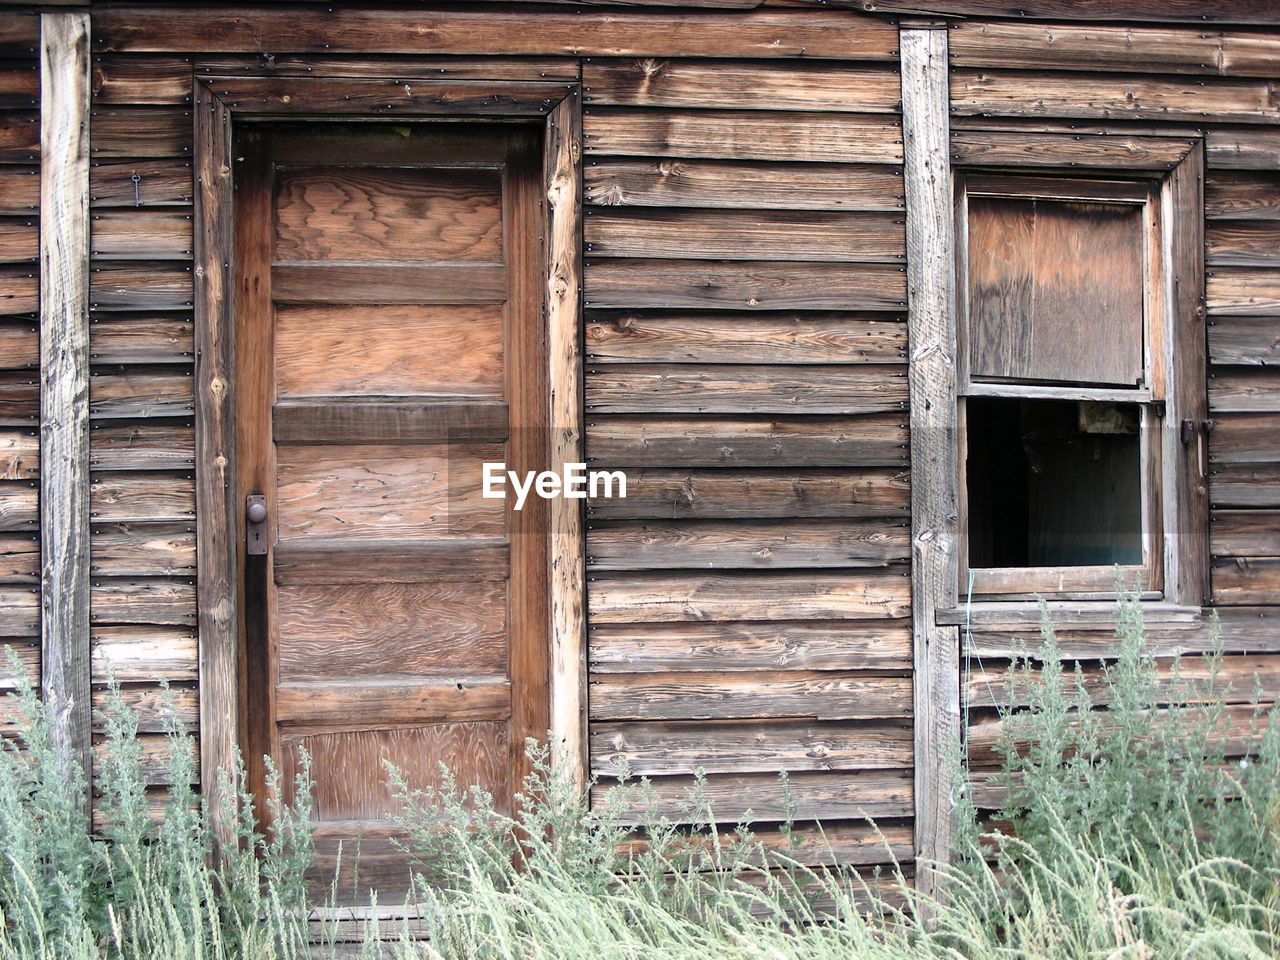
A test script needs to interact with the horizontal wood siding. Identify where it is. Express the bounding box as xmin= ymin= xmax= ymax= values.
xmin=88 ymin=51 xmax=196 ymax=785
xmin=581 ymin=29 xmax=912 ymax=860
xmin=0 ymin=10 xmax=38 ymax=737
xmin=948 ymin=17 xmax=1280 ymax=809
